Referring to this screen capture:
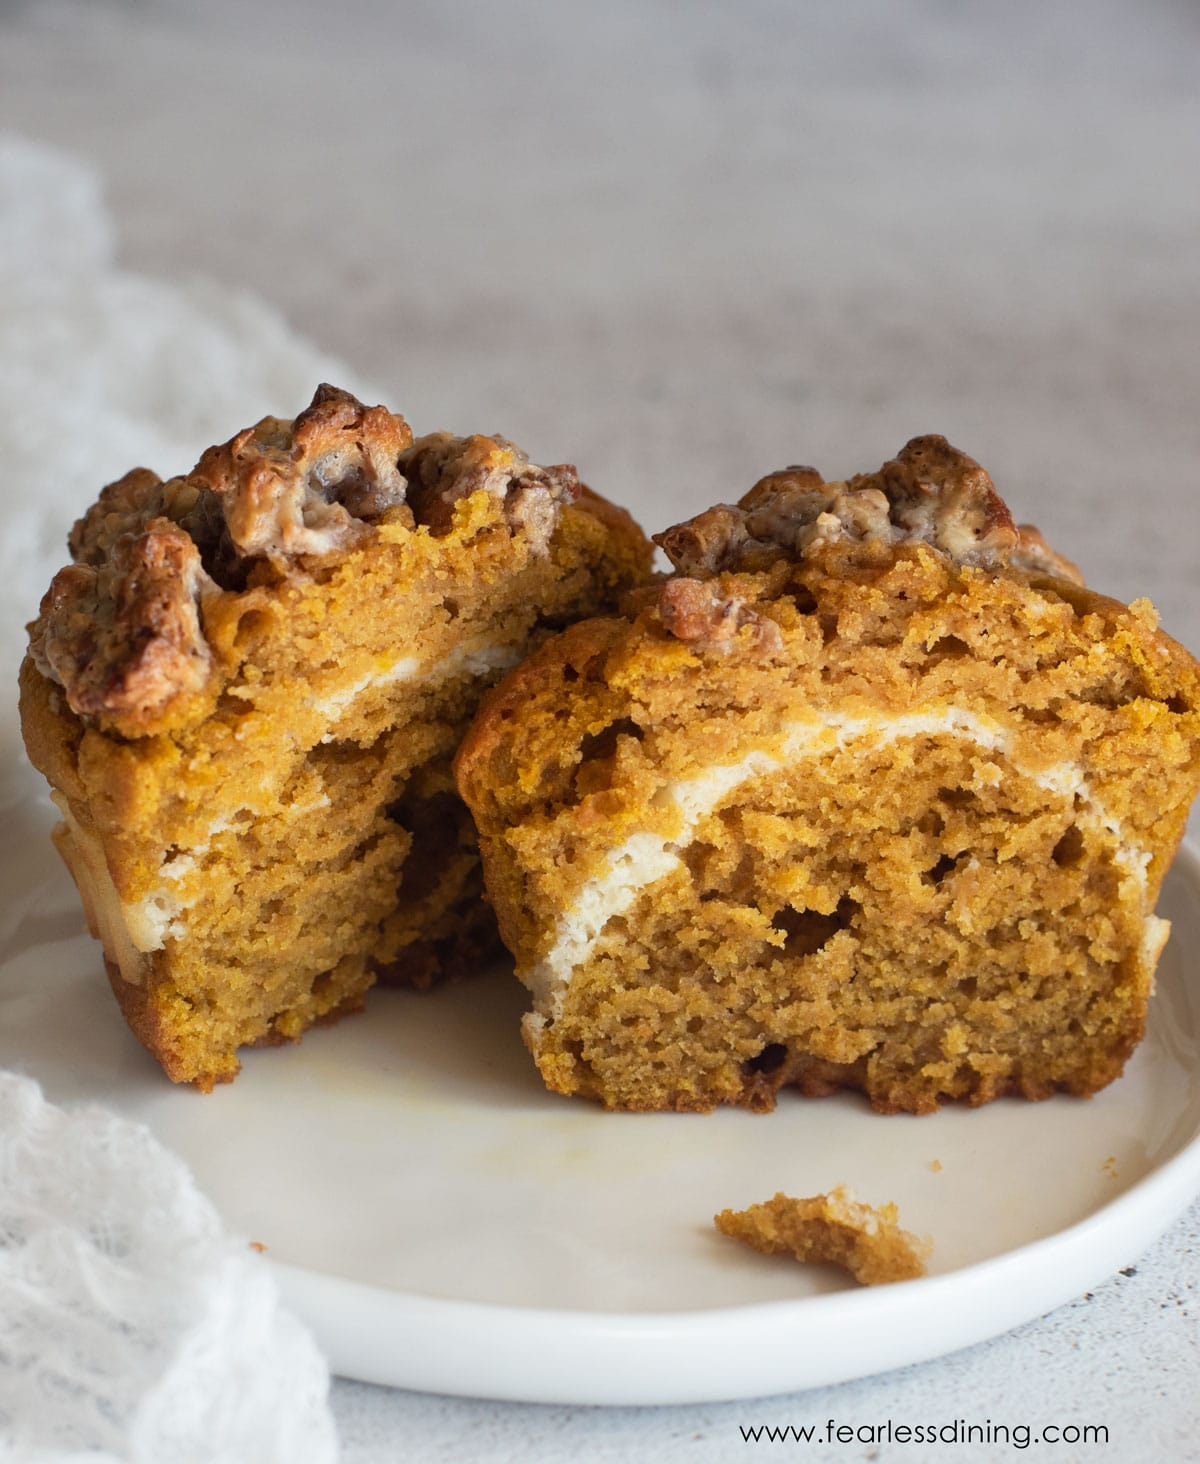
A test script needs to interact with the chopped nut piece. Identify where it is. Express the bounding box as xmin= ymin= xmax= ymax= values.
xmin=657 ymin=576 xmax=783 ymax=653
xmin=714 ymin=1188 xmax=931 ymax=1285
xmin=192 ymin=382 xmax=412 ymax=560
xmin=653 ymin=504 xmax=753 ymax=577
xmin=71 ymin=468 xmax=170 ymax=564
xmin=655 ymin=436 xmax=1077 ymax=582
xmin=398 ymin=431 xmax=579 ymax=549
xmin=30 ymin=520 xmax=215 ymax=721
